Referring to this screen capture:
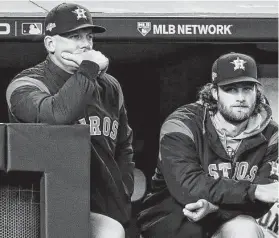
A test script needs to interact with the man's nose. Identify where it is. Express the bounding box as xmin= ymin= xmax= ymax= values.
xmin=236 ymin=90 xmax=245 ymax=101
xmin=79 ymin=37 xmax=91 ymax=49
